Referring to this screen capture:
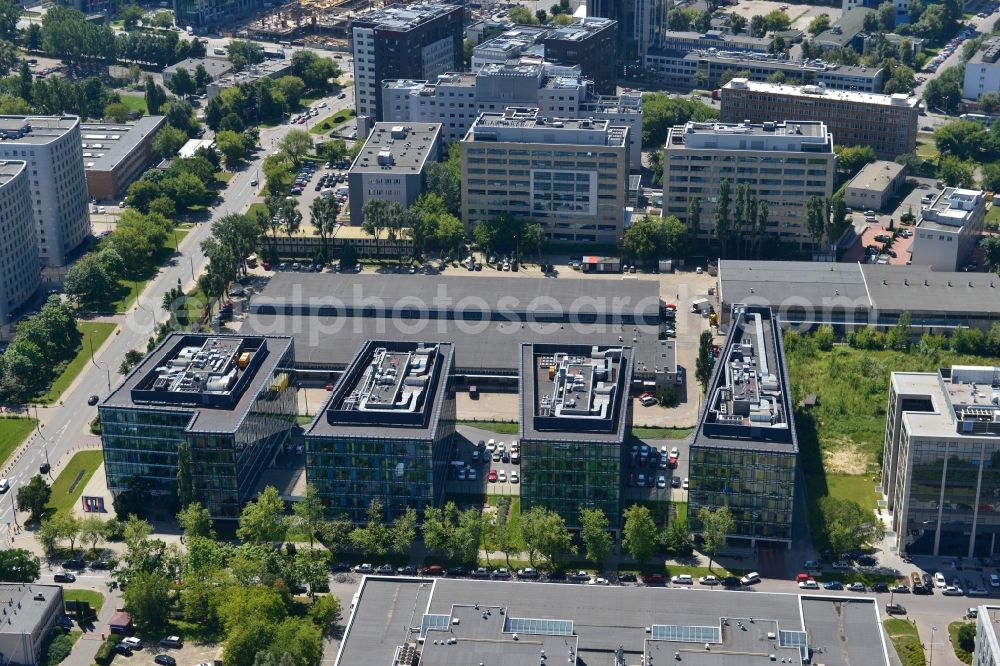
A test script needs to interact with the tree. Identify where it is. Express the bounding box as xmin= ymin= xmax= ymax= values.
xmin=144 ymin=75 xmax=166 ymax=114
xmin=216 ymin=129 xmax=249 ymax=166
xmin=0 ymin=549 xmax=40 ymax=582
xmin=227 ymin=39 xmax=264 ymax=72
xmin=167 ymin=66 xmax=196 ymax=98
xmin=808 ymin=14 xmax=831 ymax=35
xmin=508 ymin=5 xmax=539 ymax=24
xmin=819 ymin=496 xmax=885 ymax=554
xmin=50 ymin=513 xmax=81 ymax=553
xmin=178 ymin=502 xmax=215 ymax=539
xmin=579 ymin=507 xmax=613 ymax=565
xmin=176 ymin=442 xmax=194 ymax=508
xmin=153 ymin=124 xmax=188 ymax=159
xmin=424 ymin=160 xmax=461 ymax=216
xmin=935 ymin=120 xmax=988 ymax=161
xmin=79 ymin=515 xmax=108 ymax=553
xmin=520 ymin=506 xmax=575 ymax=566
xmin=958 ymin=623 xmax=976 ymax=653
xmin=834 ymin=145 xmax=877 ymax=176
xmin=621 ymin=504 xmax=658 ymax=563
xmin=16 ymin=474 xmax=50 ymax=522
xmin=120 ymin=4 xmax=143 ymax=29
xmin=750 ymin=14 xmax=766 ymax=37
xmin=362 ymin=198 xmax=389 ymax=252
xmin=64 ymin=254 xmax=116 ymax=310
xmin=622 ymin=215 xmax=688 ymax=263
xmin=981 ymin=92 xmax=1000 ymax=115
xmin=287 ymin=485 xmax=325 ymax=550
xmin=923 ymin=65 xmax=963 ymax=114
xmin=983 ymin=235 xmax=1000 ymax=273
xmin=696 ymin=330 xmax=716 ymax=393
xmin=804 ymin=195 xmax=828 ymax=248
xmin=349 ymin=499 xmax=391 ymax=557
xmin=237 ymin=486 xmax=287 ymax=544
xmin=698 ymin=506 xmax=734 ymax=571
xmin=308 ymin=593 xmax=341 ymax=631
xmin=727 ymin=13 xmax=747 ymax=34
xmin=279 ymin=130 xmax=312 ymax=165
xmin=104 ymin=102 xmax=130 ymax=122
xmin=887 ymin=311 xmax=912 ymax=351
xmin=390 ymin=508 xmax=417 ymax=554
xmin=642 ymin=93 xmax=719 ymax=147
xmin=309 ymin=195 xmax=340 ymax=262
xmin=123 ymin=570 xmax=172 ymax=632
xmin=939 ymin=155 xmax=974 ymax=187
xmin=715 ymin=178 xmax=732 ymax=256
xmin=194 ymin=63 xmax=211 ymax=89
xmin=661 ymin=520 xmax=694 ymax=557
xmin=275 ymin=75 xmax=306 ymax=108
